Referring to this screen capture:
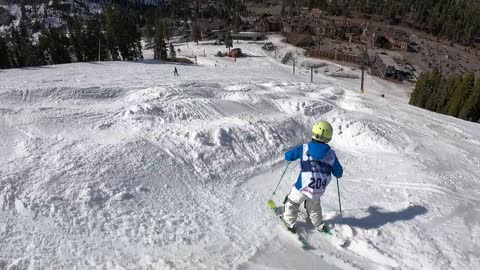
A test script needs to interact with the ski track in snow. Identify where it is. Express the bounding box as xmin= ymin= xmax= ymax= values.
xmin=1 ymin=37 xmax=480 ymax=270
